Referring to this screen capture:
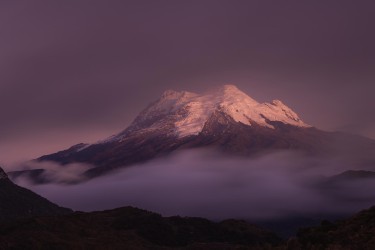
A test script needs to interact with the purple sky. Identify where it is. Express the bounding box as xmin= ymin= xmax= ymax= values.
xmin=1 ymin=0 xmax=375 ymax=167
